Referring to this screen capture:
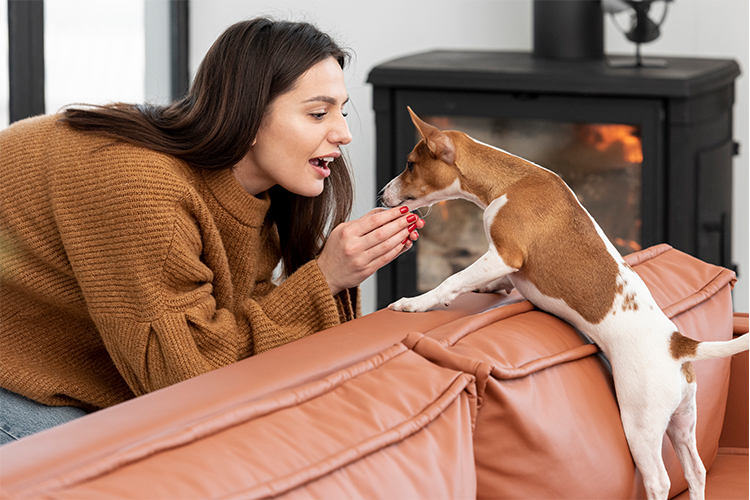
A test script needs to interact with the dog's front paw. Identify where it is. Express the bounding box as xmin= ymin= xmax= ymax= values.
xmin=389 ymin=294 xmax=438 ymax=312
